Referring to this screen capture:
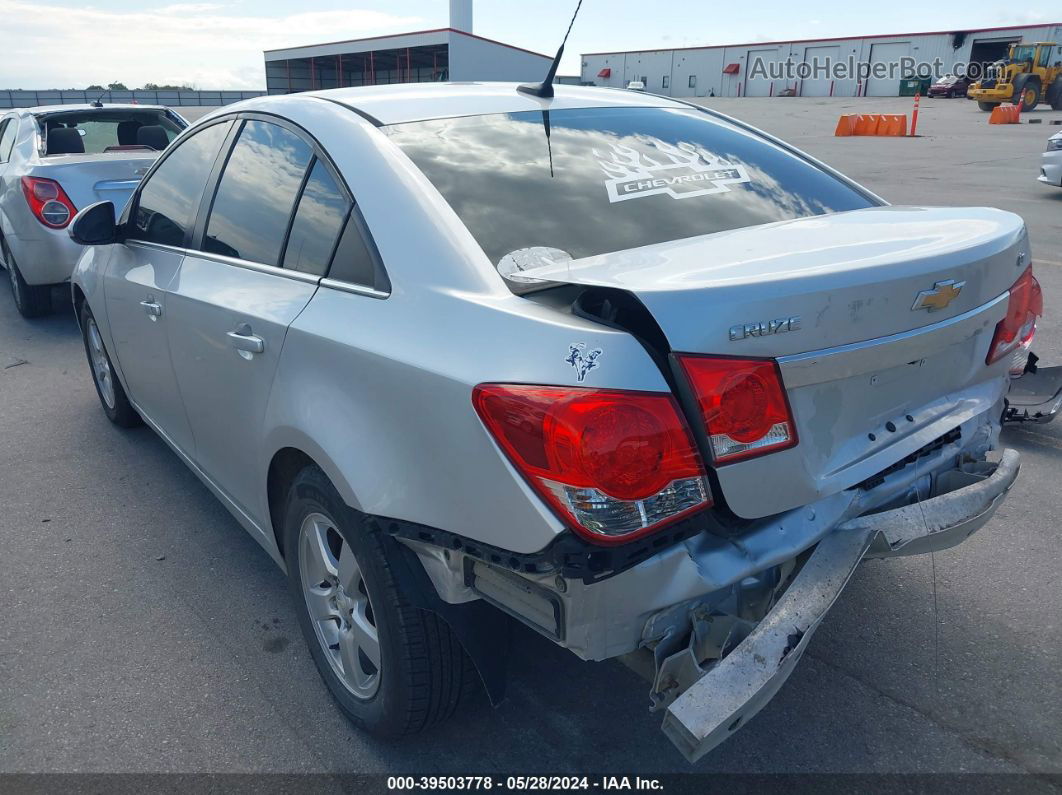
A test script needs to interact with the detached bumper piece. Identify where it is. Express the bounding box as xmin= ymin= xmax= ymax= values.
xmin=1005 ymin=365 xmax=1062 ymax=424
xmin=660 ymin=449 xmax=1020 ymax=762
